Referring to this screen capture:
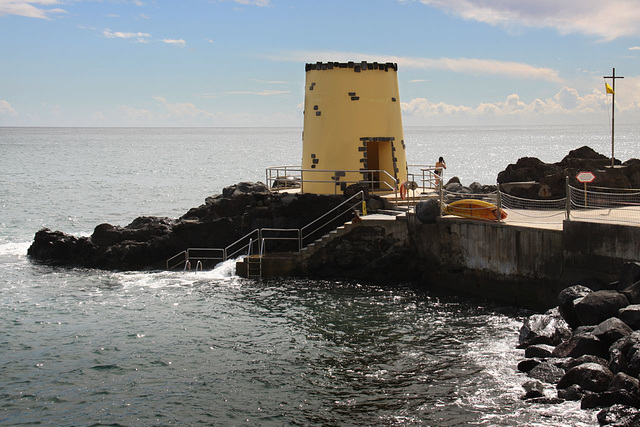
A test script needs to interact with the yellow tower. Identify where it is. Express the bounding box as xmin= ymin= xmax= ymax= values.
xmin=302 ymin=61 xmax=408 ymax=194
